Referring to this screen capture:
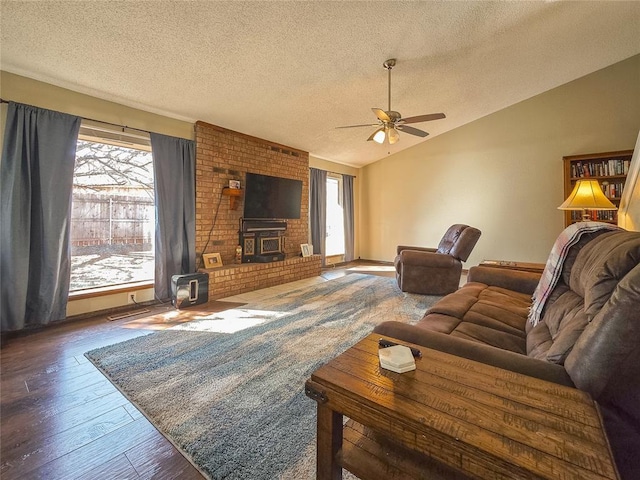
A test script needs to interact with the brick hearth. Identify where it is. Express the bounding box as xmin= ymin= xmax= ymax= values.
xmin=204 ymin=255 xmax=322 ymax=300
